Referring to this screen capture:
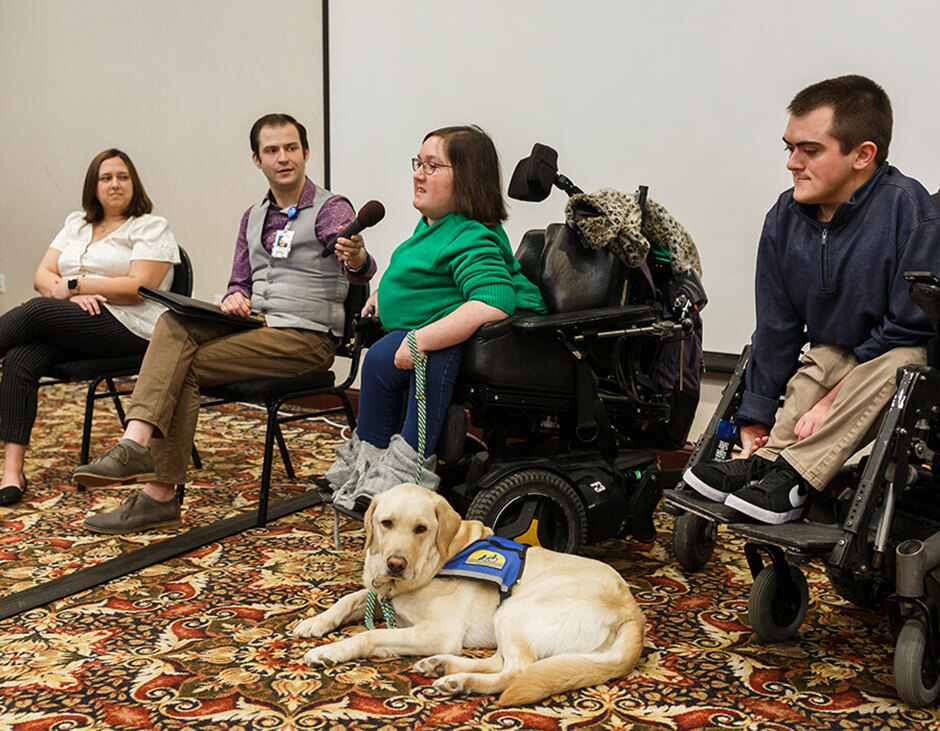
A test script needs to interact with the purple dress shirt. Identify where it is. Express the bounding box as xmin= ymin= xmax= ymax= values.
xmin=225 ymin=178 xmax=377 ymax=300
